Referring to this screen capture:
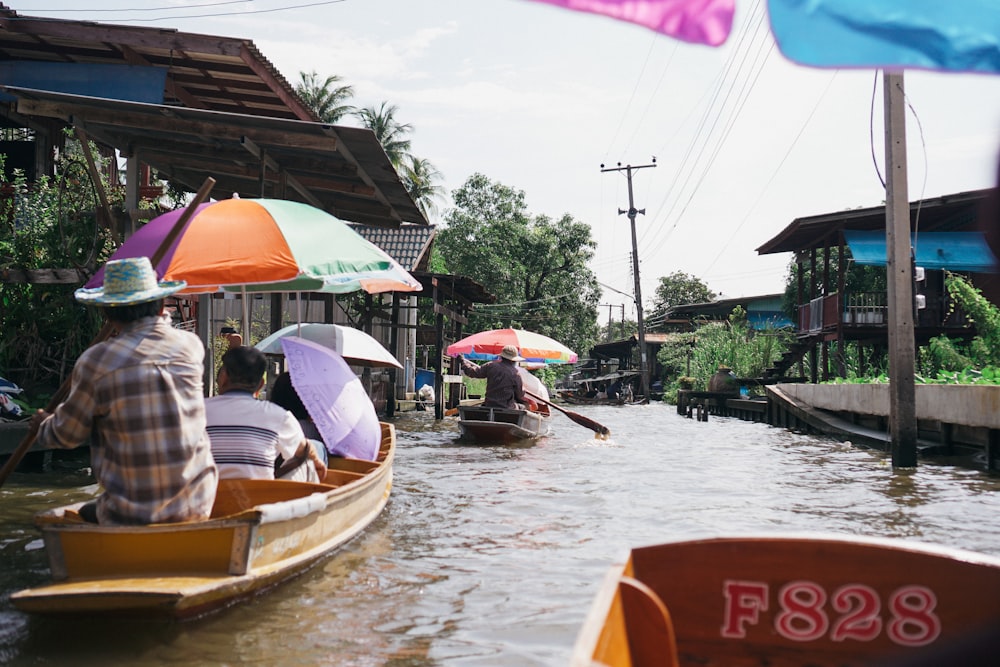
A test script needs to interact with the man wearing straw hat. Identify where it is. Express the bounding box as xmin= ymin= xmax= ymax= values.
xmin=31 ymin=257 xmax=218 ymax=525
xmin=457 ymin=344 xmax=527 ymax=410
